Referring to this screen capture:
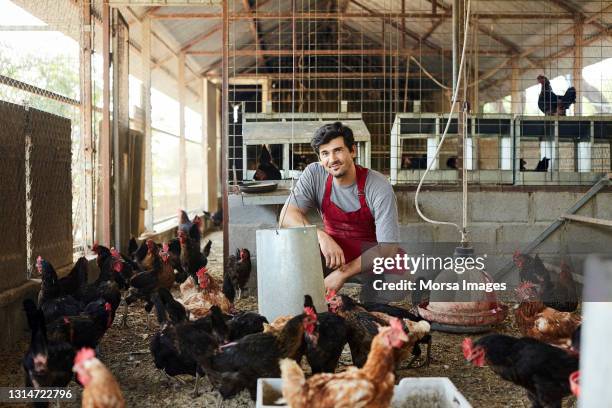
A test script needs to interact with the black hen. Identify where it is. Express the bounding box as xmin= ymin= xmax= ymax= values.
xmin=537 ymin=75 xmax=576 ymax=116
xmin=22 ymin=299 xmax=74 ymax=405
xmin=37 ymin=256 xmax=86 ymax=305
xmin=303 ymin=295 xmax=348 ymax=374
xmin=226 ymin=311 xmax=268 ymax=341
xmin=464 ymin=334 xmax=578 ymax=408
xmin=225 ymin=248 xmax=252 ymax=300
xmin=207 ymin=313 xmax=313 ymax=399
